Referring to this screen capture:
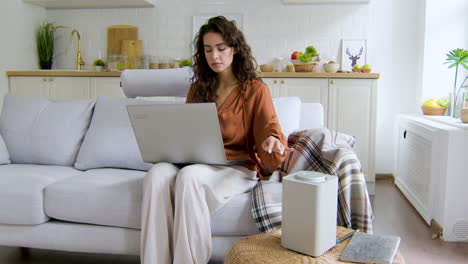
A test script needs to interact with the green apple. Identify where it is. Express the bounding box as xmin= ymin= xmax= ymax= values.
xmin=353 ymin=64 xmax=361 ymax=69
xmin=437 ymin=97 xmax=449 ymax=107
xmin=361 ymin=64 xmax=372 ymax=73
